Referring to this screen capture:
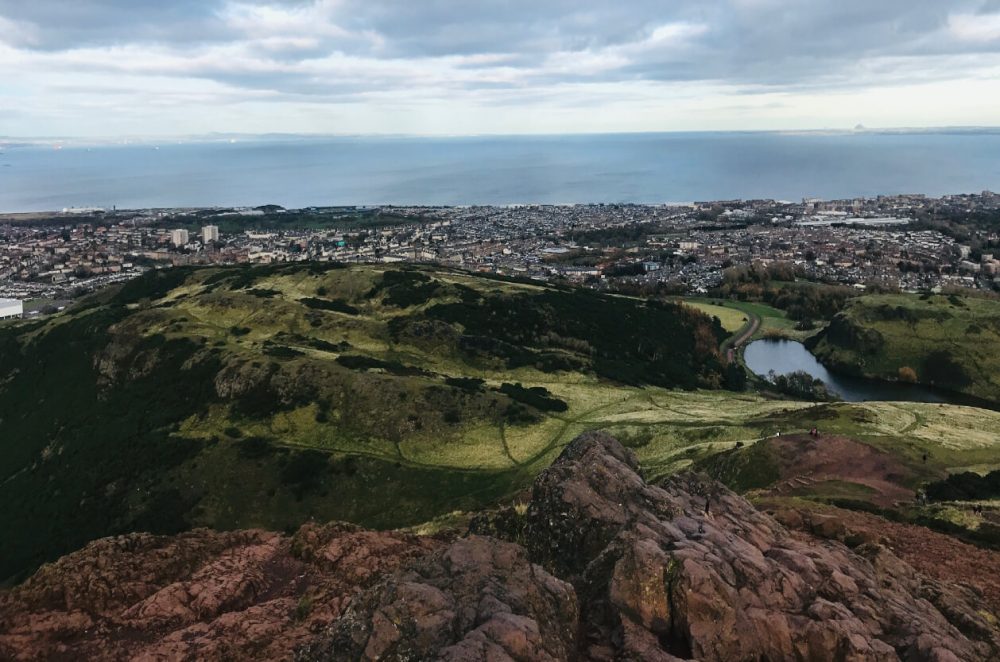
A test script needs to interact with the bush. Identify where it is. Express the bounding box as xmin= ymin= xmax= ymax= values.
xmin=445 ymin=376 xmax=485 ymax=391
xmin=897 ymin=366 xmax=918 ymax=383
xmin=497 ymin=383 xmax=569 ymax=412
xmin=336 ymin=354 xmax=432 ymax=377
xmin=263 ymin=344 xmax=305 ymax=359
